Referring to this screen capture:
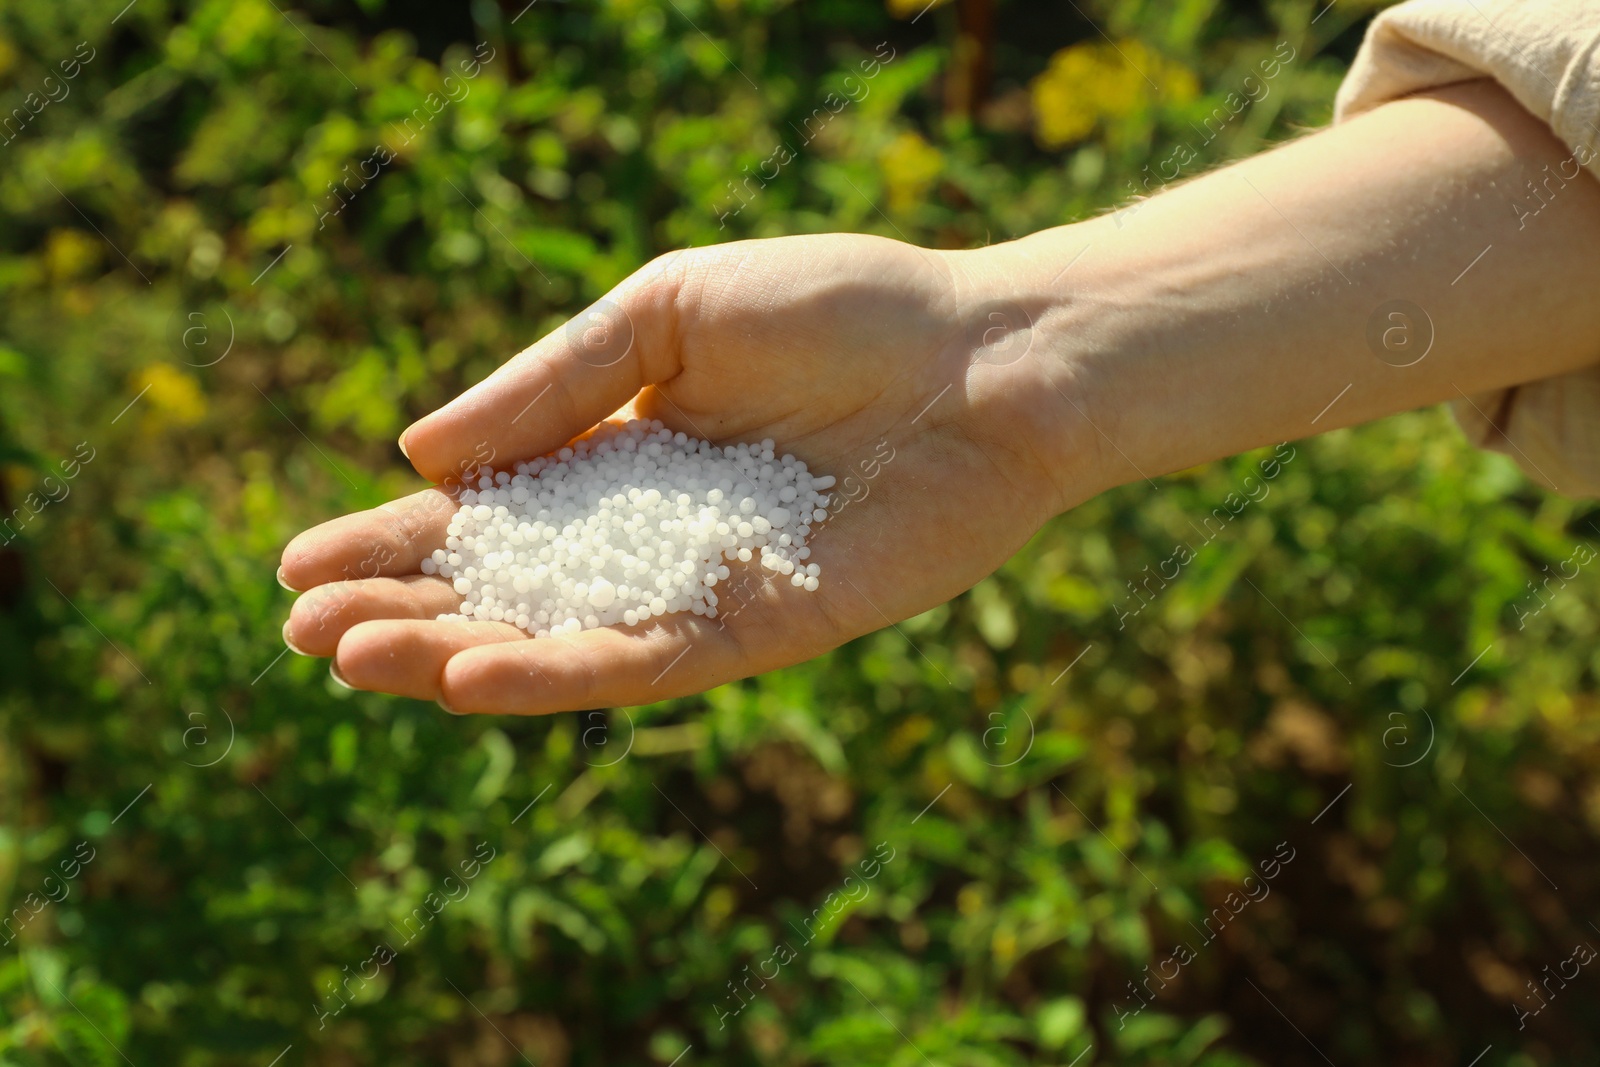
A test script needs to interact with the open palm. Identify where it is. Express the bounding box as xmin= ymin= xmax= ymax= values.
xmin=279 ymin=233 xmax=1079 ymax=714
